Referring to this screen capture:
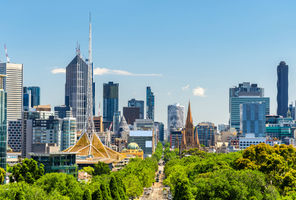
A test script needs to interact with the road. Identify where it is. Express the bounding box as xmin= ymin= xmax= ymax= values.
xmin=140 ymin=159 xmax=171 ymax=200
